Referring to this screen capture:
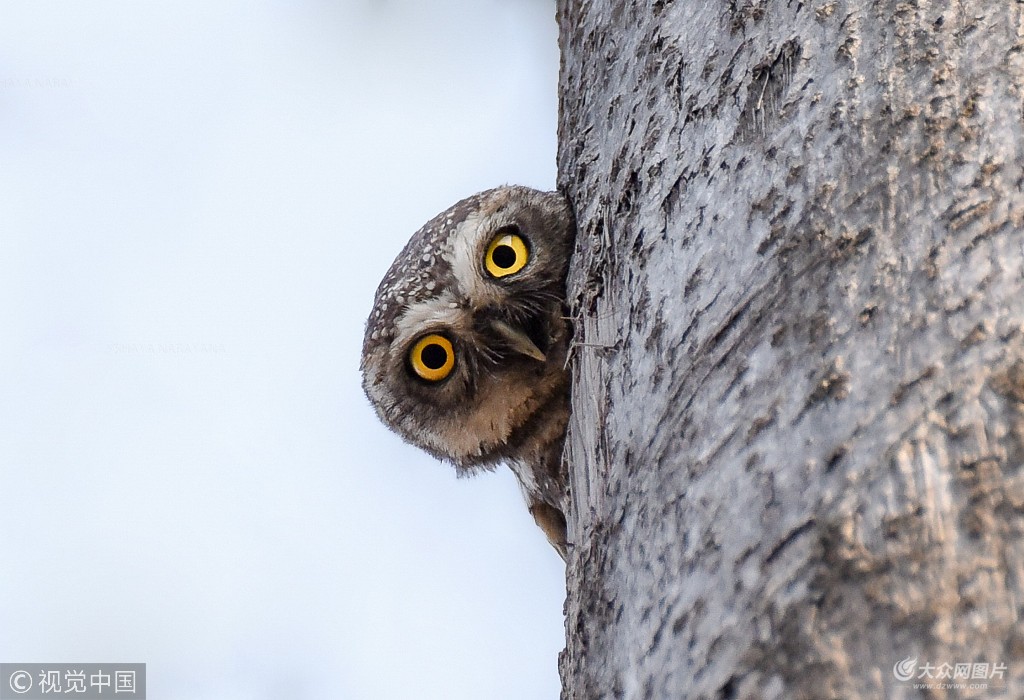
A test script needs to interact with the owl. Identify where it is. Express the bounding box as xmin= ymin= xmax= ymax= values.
xmin=361 ymin=185 xmax=575 ymax=559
